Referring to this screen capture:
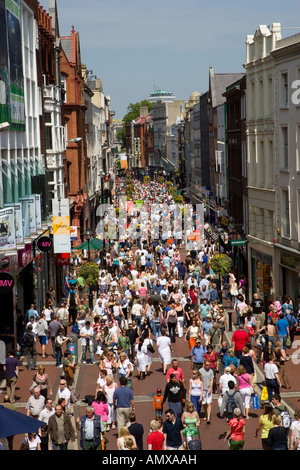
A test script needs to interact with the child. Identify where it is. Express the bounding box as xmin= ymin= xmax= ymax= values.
xmin=152 ymin=388 xmax=164 ymax=420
